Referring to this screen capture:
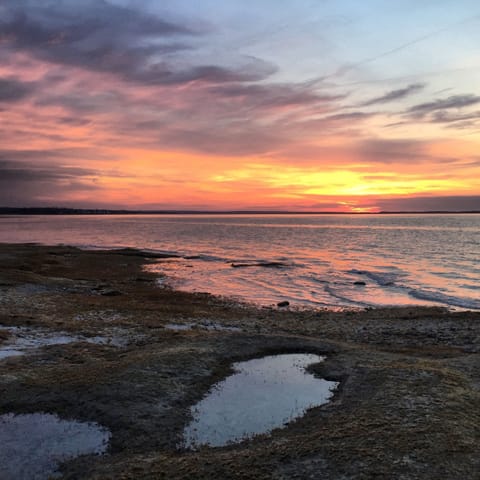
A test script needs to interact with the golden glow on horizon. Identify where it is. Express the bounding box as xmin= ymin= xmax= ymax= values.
xmin=207 ymin=163 xmax=471 ymax=197
xmin=59 ymin=144 xmax=478 ymax=212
